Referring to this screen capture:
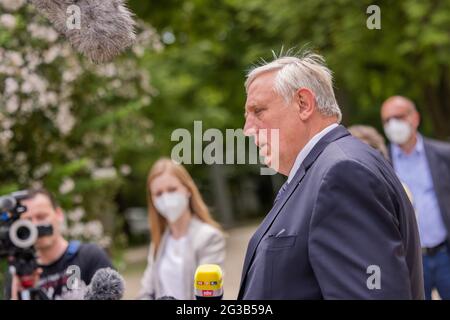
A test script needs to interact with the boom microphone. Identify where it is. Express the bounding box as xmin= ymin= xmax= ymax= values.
xmin=194 ymin=264 xmax=223 ymax=300
xmin=84 ymin=267 xmax=125 ymax=300
xmin=61 ymin=267 xmax=125 ymax=300
xmin=29 ymin=0 xmax=136 ymax=64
